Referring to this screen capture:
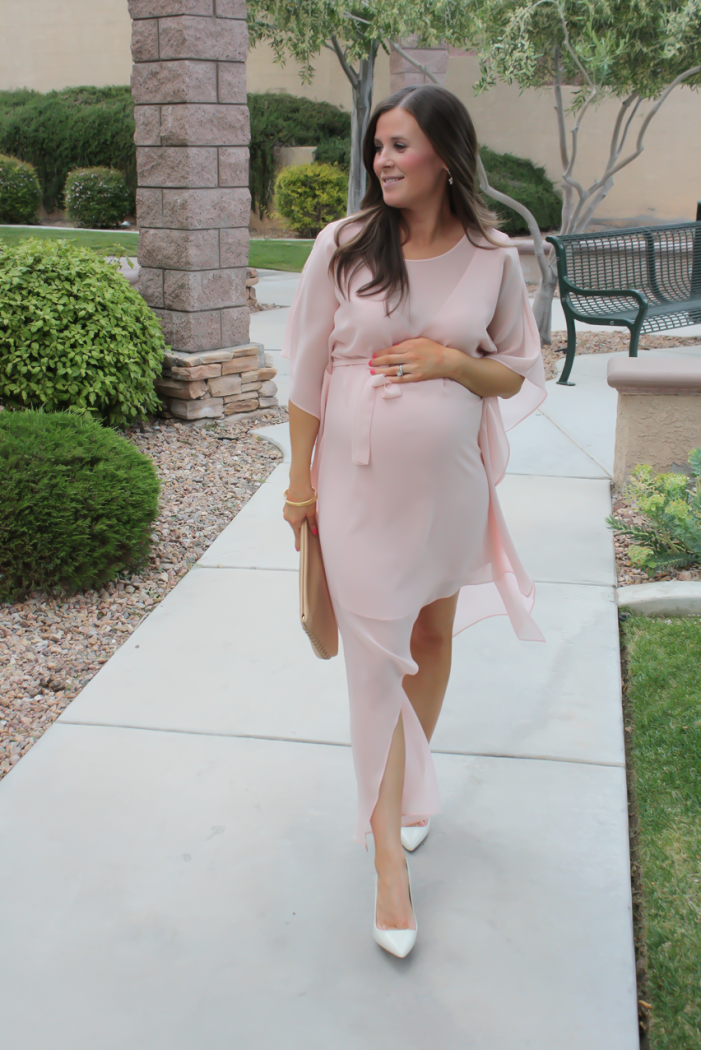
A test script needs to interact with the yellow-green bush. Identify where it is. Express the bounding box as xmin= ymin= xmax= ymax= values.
xmin=275 ymin=163 xmax=348 ymax=238
xmin=0 ymin=238 xmax=165 ymax=425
